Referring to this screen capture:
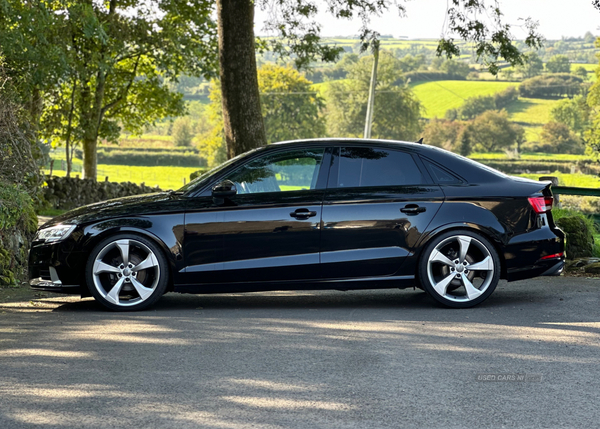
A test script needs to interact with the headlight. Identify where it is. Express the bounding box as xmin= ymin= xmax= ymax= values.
xmin=35 ymin=225 xmax=77 ymax=243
